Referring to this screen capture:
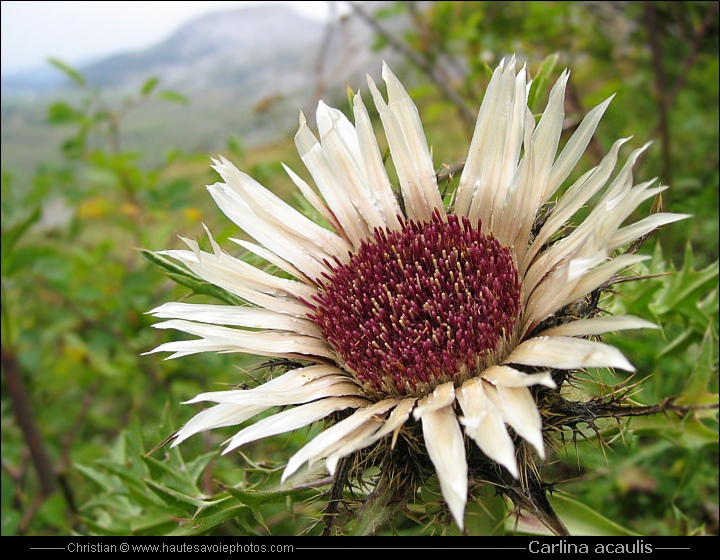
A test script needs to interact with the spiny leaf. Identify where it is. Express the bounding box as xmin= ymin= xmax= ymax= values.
xmin=676 ymin=324 xmax=719 ymax=412
xmin=129 ymin=512 xmax=183 ymax=536
xmin=224 ymin=484 xmax=310 ymax=509
xmin=168 ymin=502 xmax=251 ymax=536
xmin=650 ymin=246 xmax=719 ymax=317
xmin=140 ymin=248 xmax=244 ymax=305
xmin=186 ymin=451 xmax=220 ymax=487
xmin=74 ymin=463 xmax=121 ymax=494
xmin=145 ymin=479 xmax=208 ymax=513
xmin=143 ymin=454 xmax=203 ymax=497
